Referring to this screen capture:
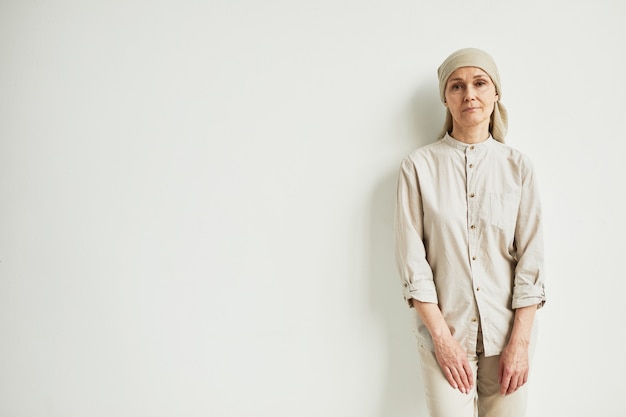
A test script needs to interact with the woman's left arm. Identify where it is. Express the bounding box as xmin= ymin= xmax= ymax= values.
xmin=498 ymin=304 xmax=537 ymax=395
xmin=500 ymin=156 xmax=546 ymax=395
xmin=511 ymin=156 xmax=546 ymax=310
